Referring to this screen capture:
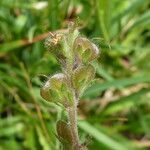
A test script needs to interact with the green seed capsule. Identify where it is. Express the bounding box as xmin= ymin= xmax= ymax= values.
xmin=73 ymin=37 xmax=99 ymax=64
xmin=72 ymin=65 xmax=95 ymax=95
xmin=56 ymin=120 xmax=73 ymax=149
xmin=40 ymin=73 xmax=73 ymax=107
xmin=50 ymin=73 xmax=66 ymax=89
xmin=40 ymin=73 xmax=65 ymax=101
